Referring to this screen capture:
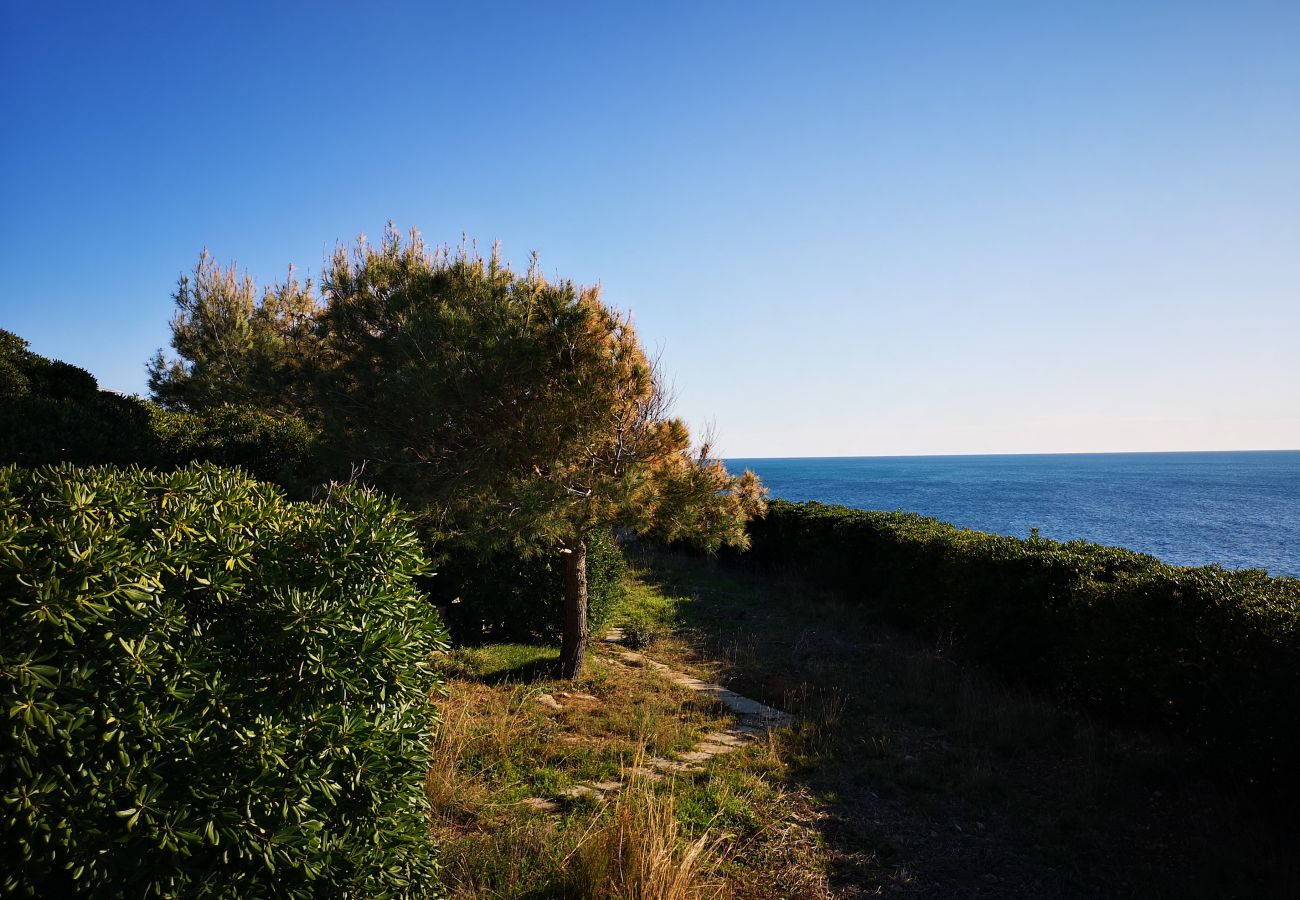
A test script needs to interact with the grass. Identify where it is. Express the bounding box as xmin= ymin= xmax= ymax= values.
xmin=427 ymin=636 xmax=821 ymax=898
xmin=428 ymin=546 xmax=1299 ymax=898
xmin=568 ymin=765 xmax=725 ymax=900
